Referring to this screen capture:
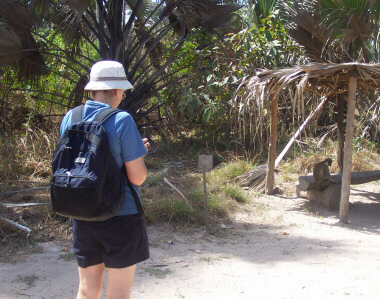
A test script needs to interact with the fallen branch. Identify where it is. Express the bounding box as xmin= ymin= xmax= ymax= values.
xmin=163 ymin=177 xmax=192 ymax=209
xmin=0 ymin=217 xmax=32 ymax=236
xmin=3 ymin=203 xmax=48 ymax=208
xmin=317 ymin=125 xmax=337 ymax=148
xmin=4 ymin=187 xmax=50 ymax=195
xmin=275 ymin=96 xmax=329 ymax=168
xmin=3 ymin=187 xmax=49 ymax=195
xmin=361 ymin=105 xmax=379 ymax=138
